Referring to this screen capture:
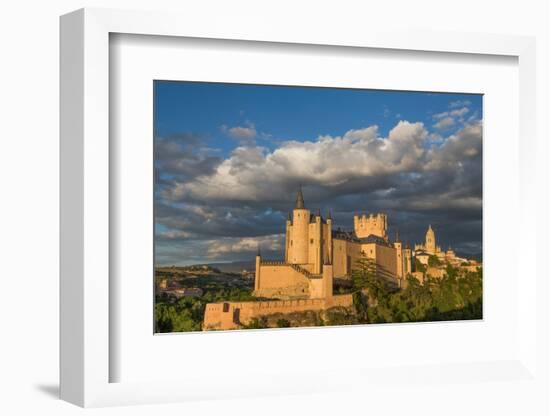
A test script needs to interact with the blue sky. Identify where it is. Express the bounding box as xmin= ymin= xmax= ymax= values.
xmin=155 ymin=81 xmax=481 ymax=156
xmin=154 ymin=81 xmax=482 ymax=266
